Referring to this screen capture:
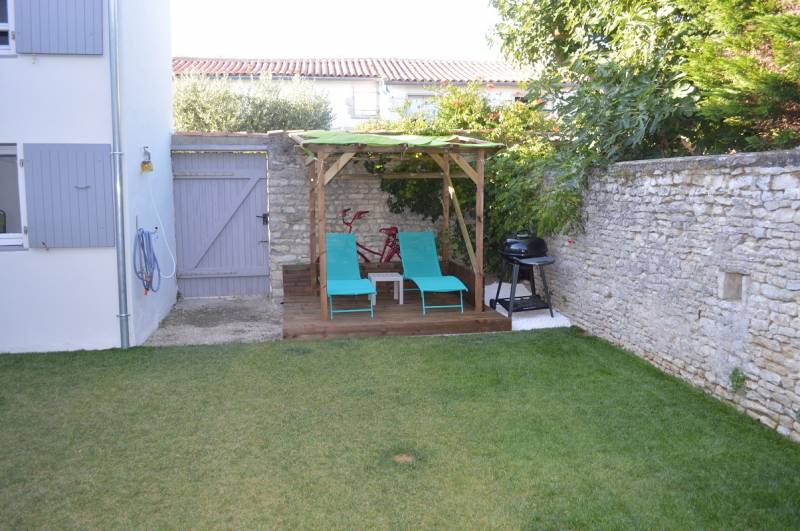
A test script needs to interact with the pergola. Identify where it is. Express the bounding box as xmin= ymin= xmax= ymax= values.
xmin=290 ymin=131 xmax=504 ymax=321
